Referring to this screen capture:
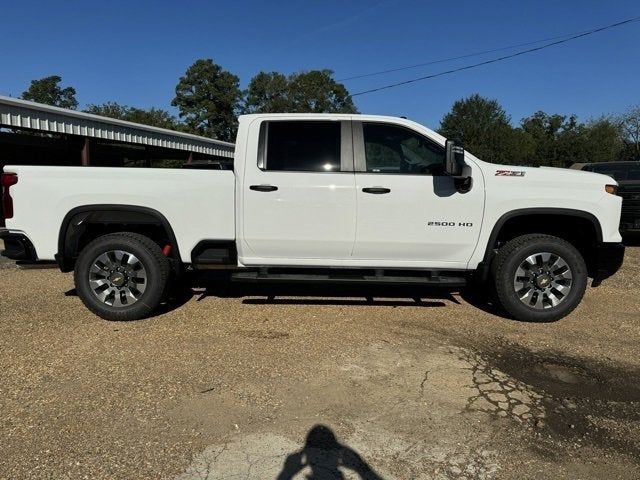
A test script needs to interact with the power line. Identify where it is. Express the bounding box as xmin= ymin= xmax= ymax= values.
xmin=351 ymin=16 xmax=640 ymax=97
xmin=339 ymin=30 xmax=590 ymax=81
